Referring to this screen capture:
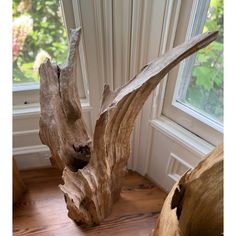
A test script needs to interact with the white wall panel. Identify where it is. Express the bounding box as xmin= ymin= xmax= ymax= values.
xmin=147 ymin=128 xmax=204 ymax=191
